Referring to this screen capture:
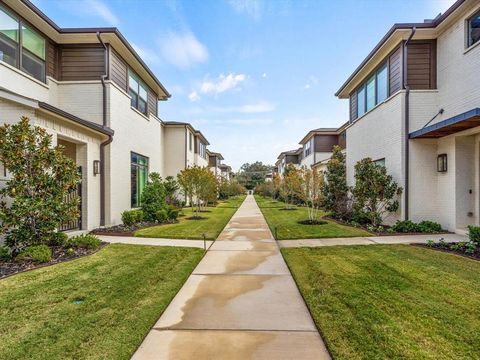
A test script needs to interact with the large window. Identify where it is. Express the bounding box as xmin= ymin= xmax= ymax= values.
xmin=199 ymin=142 xmax=206 ymax=158
xmin=189 ymin=133 xmax=193 ymax=152
xmin=356 ymin=61 xmax=388 ymax=118
xmin=468 ymin=10 xmax=480 ymax=47
xmin=131 ymin=152 xmax=149 ymax=208
xmin=128 ymin=70 xmax=148 ymax=115
xmin=0 ymin=6 xmax=45 ymax=81
xmin=304 ymin=139 xmax=312 ymax=157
